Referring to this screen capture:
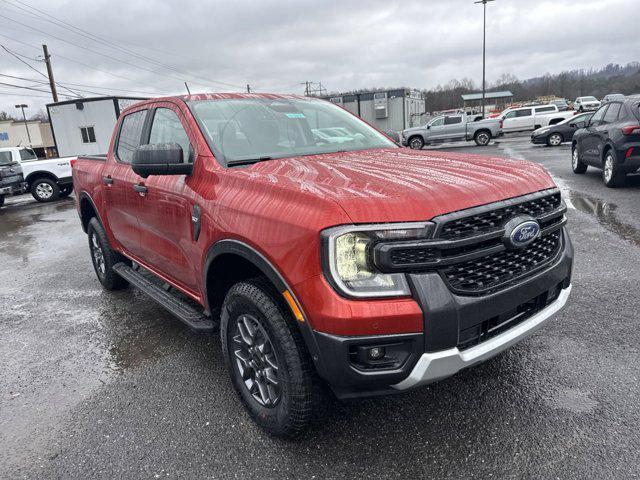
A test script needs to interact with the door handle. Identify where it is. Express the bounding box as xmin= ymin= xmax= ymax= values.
xmin=133 ymin=184 xmax=148 ymax=196
xmin=102 ymin=175 xmax=113 ymax=186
